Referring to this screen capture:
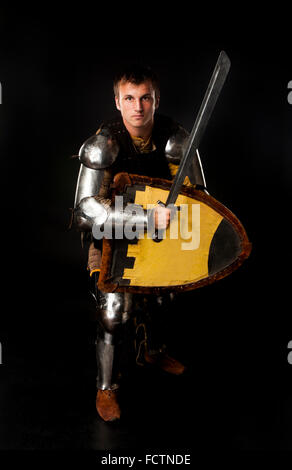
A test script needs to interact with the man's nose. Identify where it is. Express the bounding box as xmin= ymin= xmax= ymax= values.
xmin=134 ymin=99 xmax=143 ymax=112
